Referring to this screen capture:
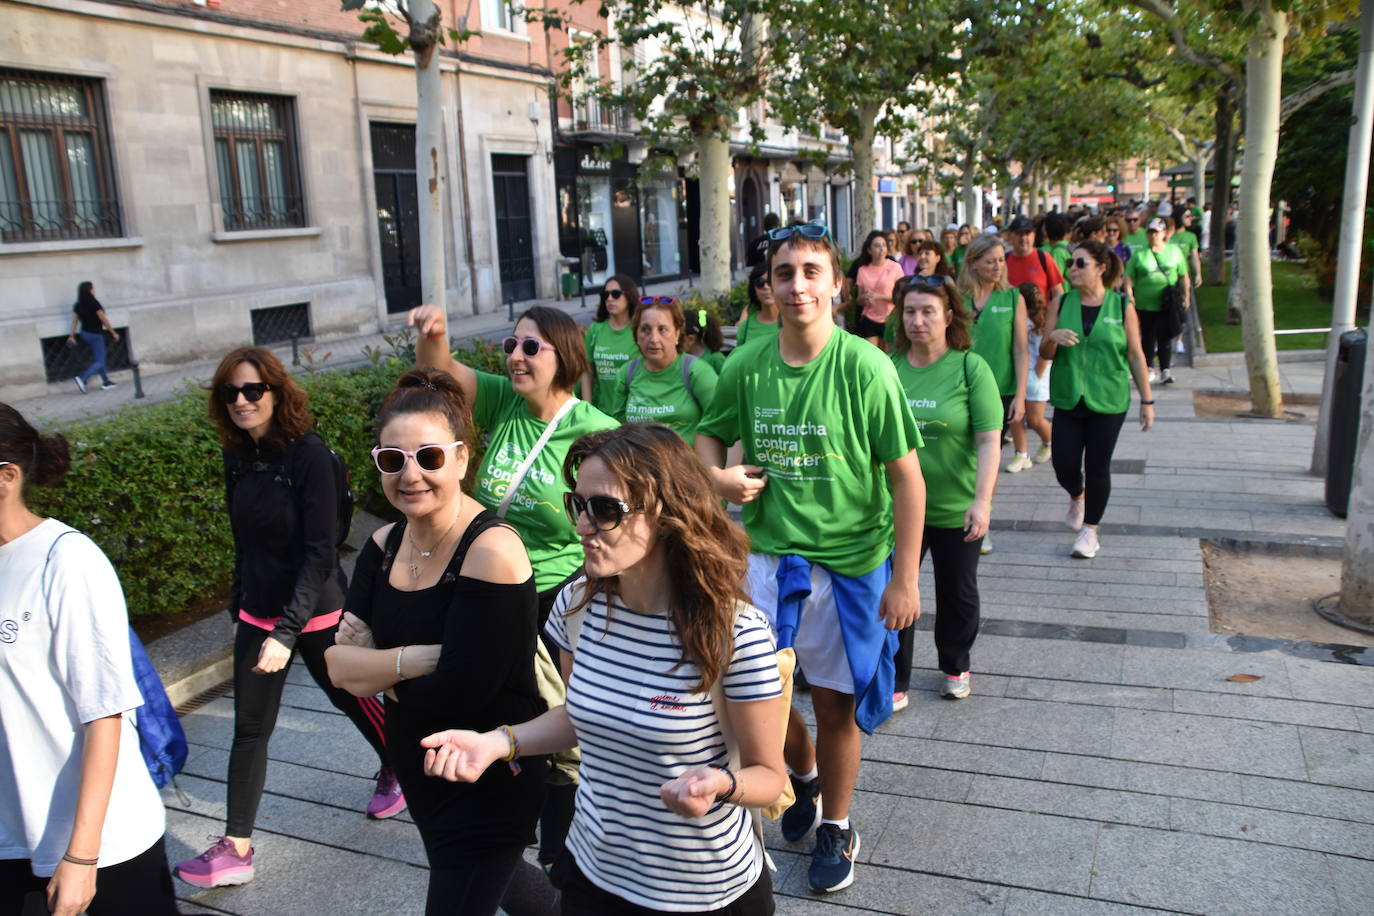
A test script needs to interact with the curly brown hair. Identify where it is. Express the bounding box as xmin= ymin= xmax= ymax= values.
xmin=562 ymin=424 xmax=751 ymax=692
xmin=207 ymin=346 xmax=312 ymax=454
